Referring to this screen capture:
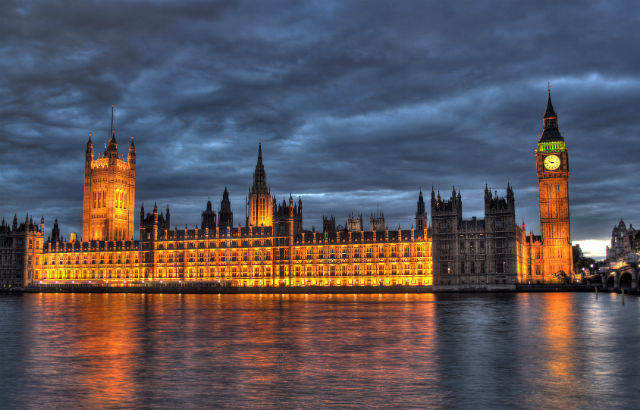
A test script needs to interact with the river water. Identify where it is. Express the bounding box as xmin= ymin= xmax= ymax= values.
xmin=0 ymin=292 xmax=638 ymax=410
